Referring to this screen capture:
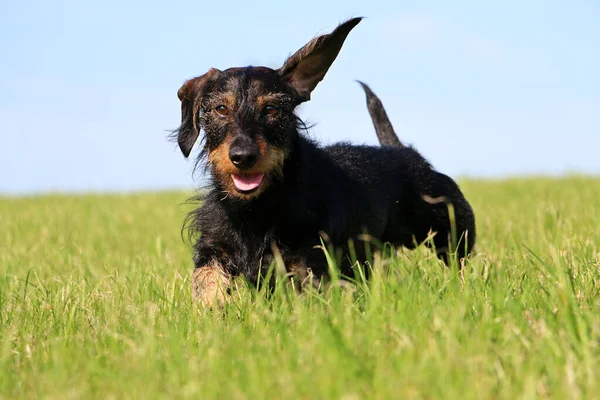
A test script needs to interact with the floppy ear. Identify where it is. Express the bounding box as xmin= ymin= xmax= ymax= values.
xmin=175 ymin=68 xmax=220 ymax=158
xmin=278 ymin=17 xmax=362 ymax=102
